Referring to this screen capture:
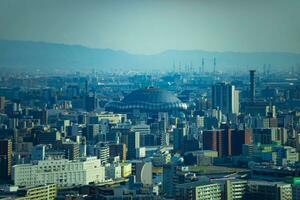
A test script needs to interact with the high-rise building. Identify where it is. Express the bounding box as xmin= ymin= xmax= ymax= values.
xmin=61 ymin=140 xmax=80 ymax=160
xmin=162 ymin=163 xmax=175 ymax=198
xmin=231 ymin=129 xmax=252 ymax=156
xmin=94 ymin=142 xmax=109 ymax=164
xmin=212 ymin=82 xmax=239 ymax=115
xmin=85 ymin=124 xmax=99 ymax=143
xmin=127 ymin=131 xmax=140 ymax=160
xmin=253 ymin=128 xmax=276 ymax=145
xmin=85 ymin=93 xmax=97 ymax=112
xmin=0 ymin=139 xmax=12 ymax=181
xmin=173 ymin=124 xmax=187 ymax=153
xmin=203 ymin=128 xmax=231 ymax=157
xmin=109 ymin=143 xmax=126 ymax=161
